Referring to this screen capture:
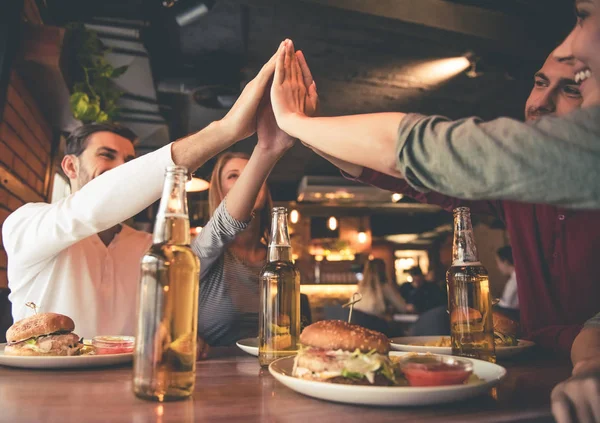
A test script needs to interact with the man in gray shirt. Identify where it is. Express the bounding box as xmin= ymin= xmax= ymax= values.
xmin=269 ymin=23 xmax=600 ymax=208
